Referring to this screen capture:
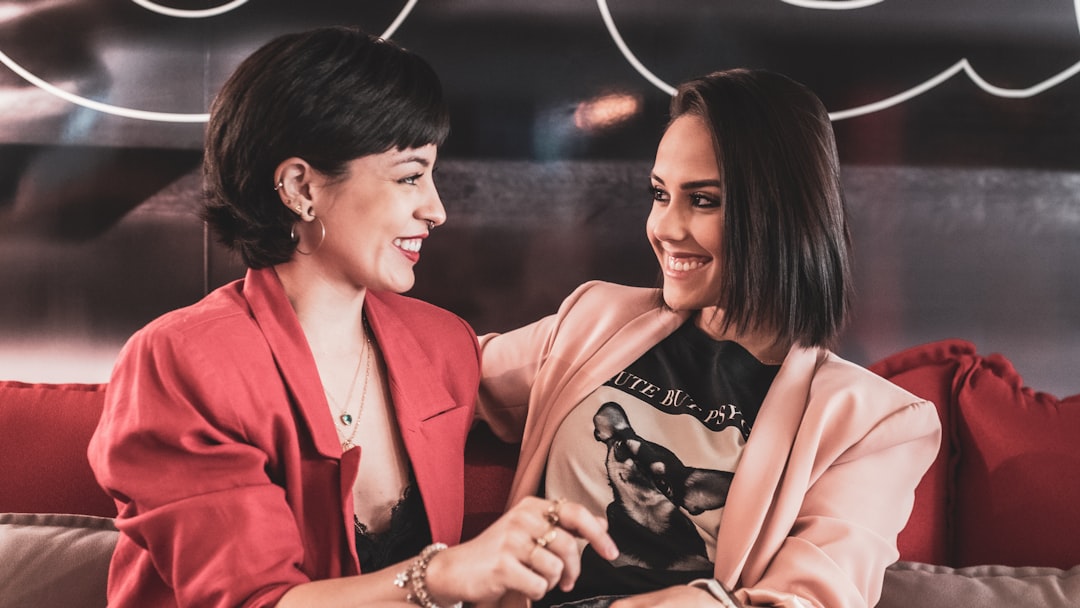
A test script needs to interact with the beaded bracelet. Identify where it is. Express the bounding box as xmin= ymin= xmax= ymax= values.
xmin=394 ymin=542 xmax=463 ymax=608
